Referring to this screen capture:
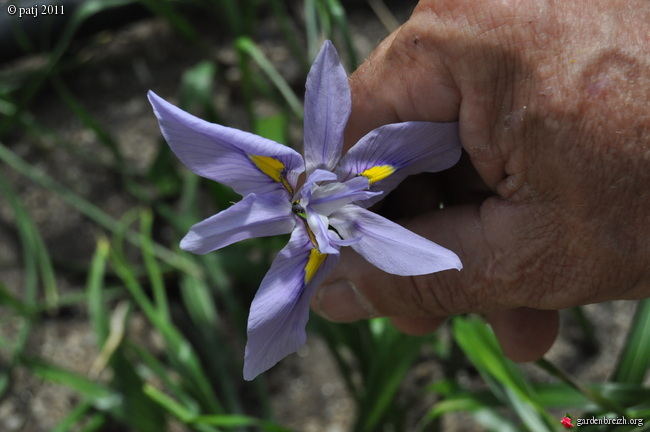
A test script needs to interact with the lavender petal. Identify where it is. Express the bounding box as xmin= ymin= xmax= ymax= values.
xmin=330 ymin=205 xmax=462 ymax=275
xmin=244 ymin=228 xmax=339 ymax=380
xmin=303 ymin=41 xmax=351 ymax=174
xmin=149 ymin=91 xmax=304 ymax=197
xmin=337 ymin=122 xmax=462 ymax=207
xmin=181 ymin=193 xmax=295 ymax=254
